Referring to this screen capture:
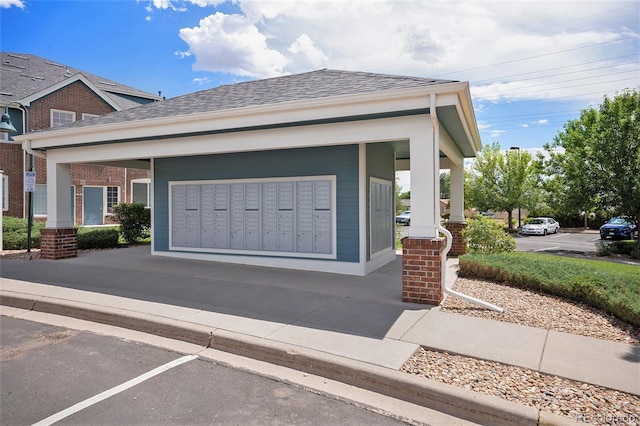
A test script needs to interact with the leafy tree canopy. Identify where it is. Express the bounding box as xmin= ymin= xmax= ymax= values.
xmin=466 ymin=142 xmax=537 ymax=228
xmin=544 ymin=89 xmax=640 ymax=225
